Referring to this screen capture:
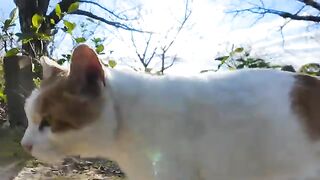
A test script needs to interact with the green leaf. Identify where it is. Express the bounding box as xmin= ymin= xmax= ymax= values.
xmin=50 ymin=18 xmax=55 ymax=25
xmin=38 ymin=33 xmax=52 ymax=41
xmin=0 ymin=93 xmax=7 ymax=103
xmin=9 ymin=8 xmax=18 ymax=21
xmin=5 ymin=48 xmax=19 ymax=57
xmin=234 ymin=47 xmax=244 ymax=53
xmin=16 ymin=32 xmax=34 ymax=44
xmin=33 ymin=77 xmax=41 ymax=88
xmin=32 ymin=13 xmax=43 ymax=29
xmin=63 ymin=20 xmax=76 ymax=34
xmin=3 ymin=8 xmax=18 ymax=31
xmin=200 ymin=69 xmax=214 ymax=73
xmin=216 ymin=55 xmax=230 ymax=70
xmin=95 ymin=44 xmax=104 ymax=54
xmin=75 ymin=37 xmax=86 ymax=43
xmin=92 ymin=37 xmax=102 ymax=44
xmin=108 ymin=60 xmax=117 ymax=68
xmin=299 ymin=63 xmax=320 ymax=76
xmin=55 ymin=4 xmax=62 ymax=19
xmin=67 ymin=2 xmax=79 ymax=13
xmin=215 ymin=56 xmax=229 ymax=61
xmin=3 ymin=19 xmax=11 ymax=30
xmin=22 ymin=37 xmax=33 ymax=44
